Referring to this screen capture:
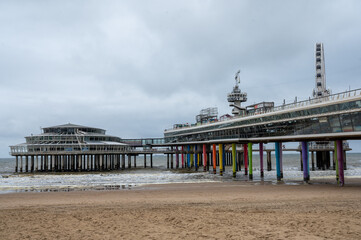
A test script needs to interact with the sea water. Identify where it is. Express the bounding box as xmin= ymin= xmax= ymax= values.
xmin=0 ymin=153 xmax=361 ymax=194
